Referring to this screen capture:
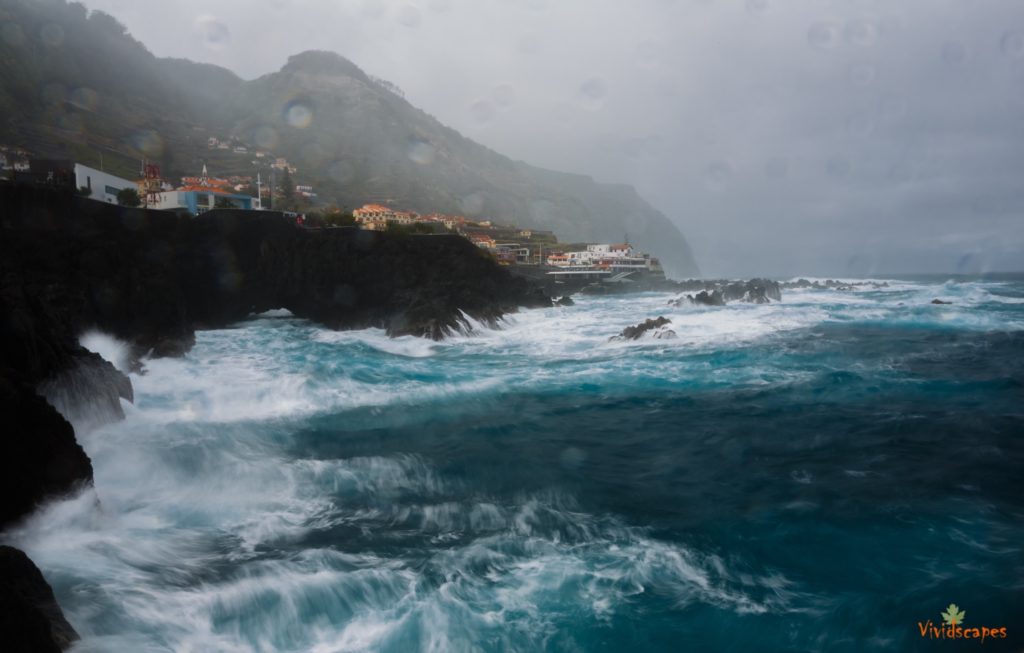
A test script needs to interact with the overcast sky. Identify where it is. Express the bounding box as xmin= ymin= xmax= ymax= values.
xmin=80 ymin=0 xmax=1024 ymax=277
